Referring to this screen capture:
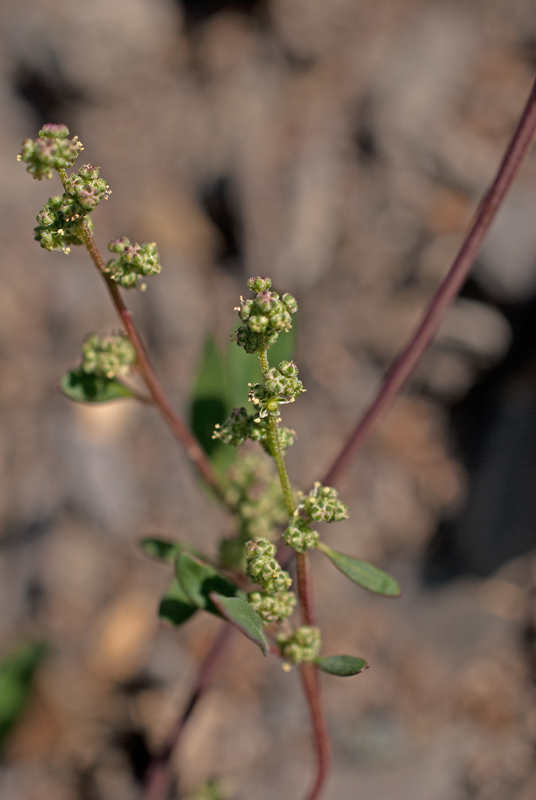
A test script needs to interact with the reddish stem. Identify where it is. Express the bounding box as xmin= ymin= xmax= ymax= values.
xmin=80 ymin=224 xmax=225 ymax=502
xmin=296 ymin=552 xmax=331 ymax=800
xmin=140 ymin=624 xmax=233 ymax=800
xmin=323 ymin=72 xmax=536 ymax=487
